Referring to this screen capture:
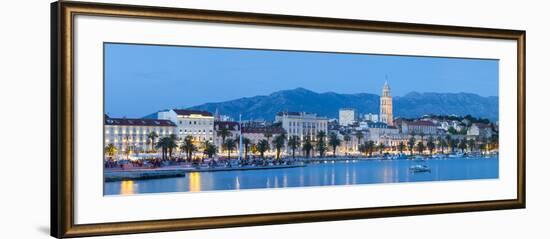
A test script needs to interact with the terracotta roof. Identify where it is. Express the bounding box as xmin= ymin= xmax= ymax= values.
xmin=173 ymin=109 xmax=213 ymax=117
xmin=105 ymin=118 xmax=176 ymax=127
xmin=215 ymin=121 xmax=240 ymax=130
xmin=473 ymin=123 xmax=492 ymax=129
